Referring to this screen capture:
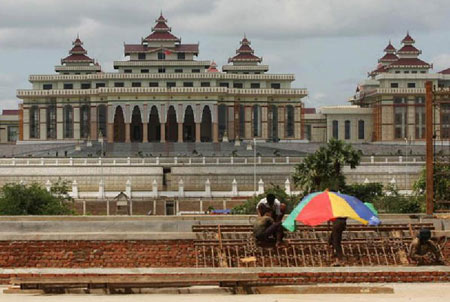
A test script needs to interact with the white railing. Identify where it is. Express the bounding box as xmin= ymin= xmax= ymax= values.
xmin=375 ymin=88 xmax=426 ymax=94
xmin=28 ymin=72 xmax=296 ymax=82
xmin=0 ymin=156 xmax=425 ymax=167
xmin=17 ymin=87 xmax=307 ymax=97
